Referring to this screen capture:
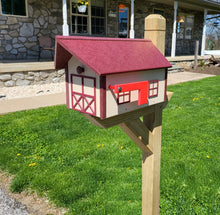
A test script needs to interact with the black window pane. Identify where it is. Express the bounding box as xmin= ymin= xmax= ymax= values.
xmin=92 ymin=26 xmax=95 ymax=34
xmin=96 ymin=8 xmax=100 ymax=17
xmin=154 ymin=9 xmax=164 ymax=16
xmin=101 ymin=19 xmax=104 ymax=26
xmin=83 ymin=26 xmax=87 ymax=33
xmin=100 ymin=8 xmax=104 ymax=17
xmin=1 ymin=0 xmax=26 ymax=16
xmin=100 ymin=27 xmax=104 ymax=33
xmin=72 ymin=25 xmax=75 ymax=32
xmin=83 ymin=17 xmax=87 ymax=24
xmin=1 ymin=0 xmax=12 ymax=14
xmin=72 ymin=3 xmax=77 ymax=13
xmin=78 ymin=25 xmax=82 ymax=33
xmin=78 ymin=16 xmax=82 ymax=23
xmin=91 ymin=7 xmax=96 ymax=16
xmin=95 ymin=18 xmax=99 ymax=26
xmin=92 ymin=17 xmax=95 ymax=25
